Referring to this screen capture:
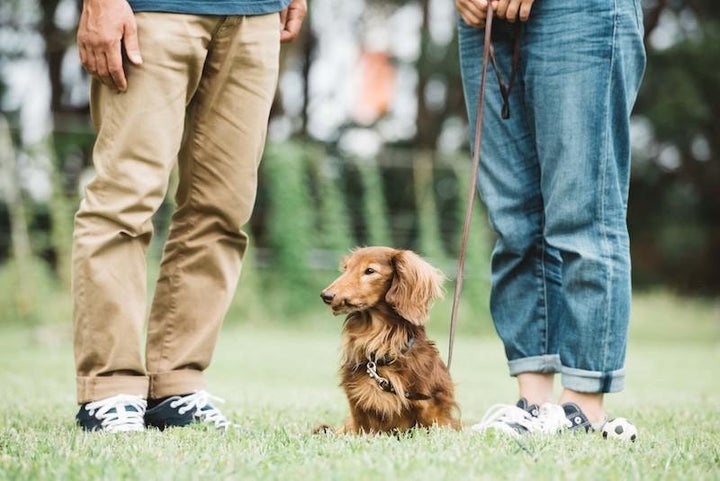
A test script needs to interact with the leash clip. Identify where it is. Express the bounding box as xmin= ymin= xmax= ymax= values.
xmin=366 ymin=361 xmax=391 ymax=391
